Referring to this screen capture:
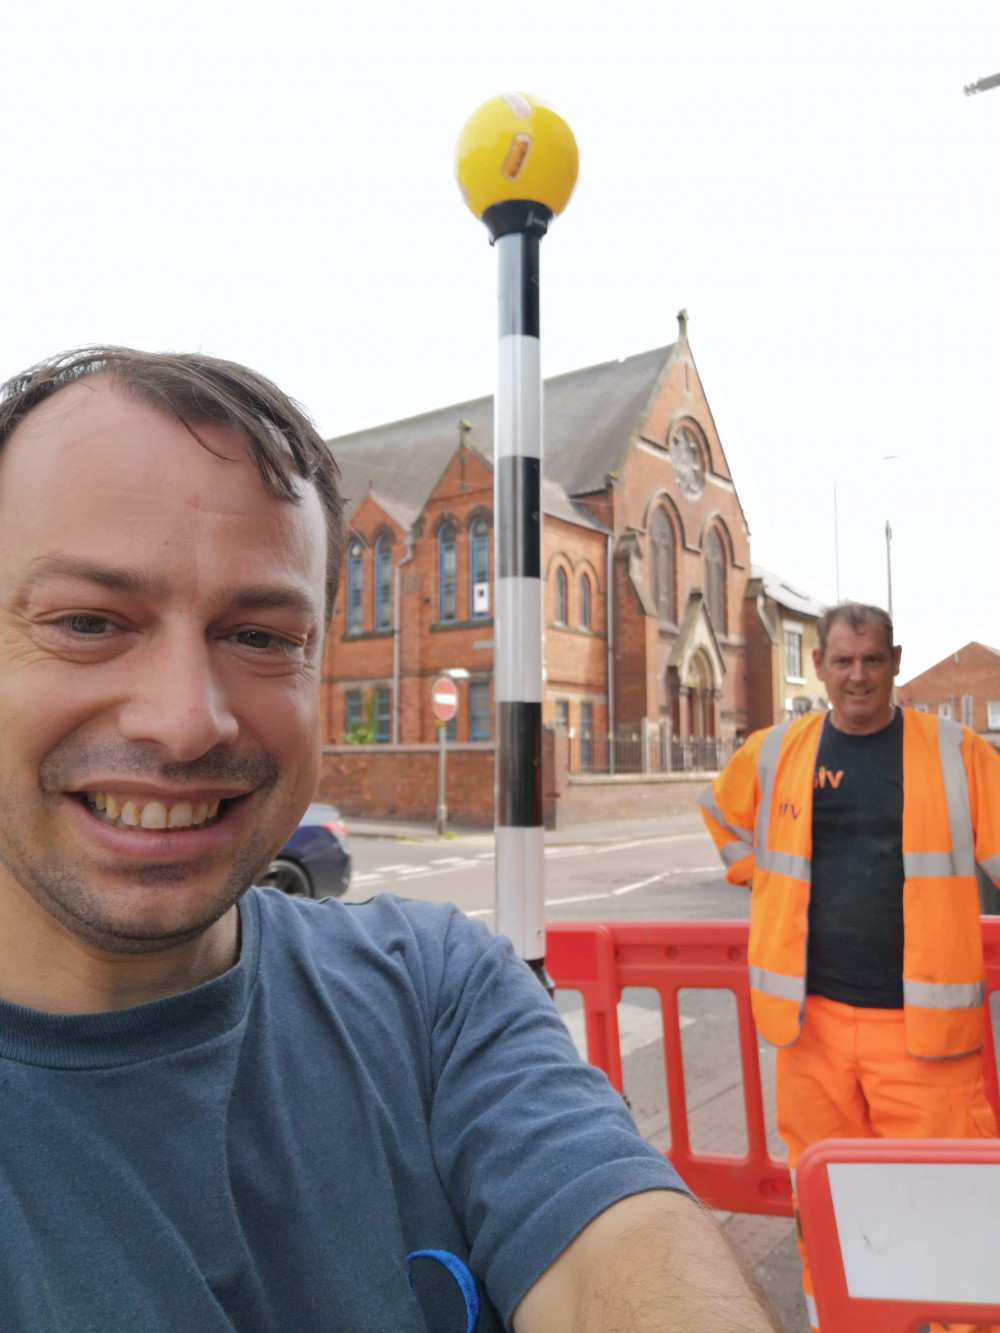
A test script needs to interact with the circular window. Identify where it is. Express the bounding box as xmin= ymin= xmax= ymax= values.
xmin=668 ymin=424 xmax=706 ymax=500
